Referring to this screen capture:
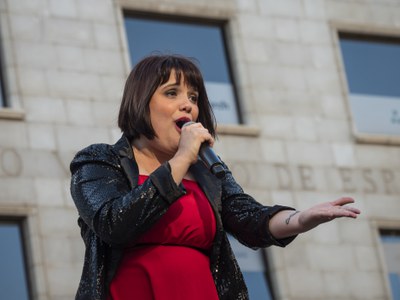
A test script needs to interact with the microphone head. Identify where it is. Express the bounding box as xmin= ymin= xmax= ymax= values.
xmin=181 ymin=121 xmax=195 ymax=128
